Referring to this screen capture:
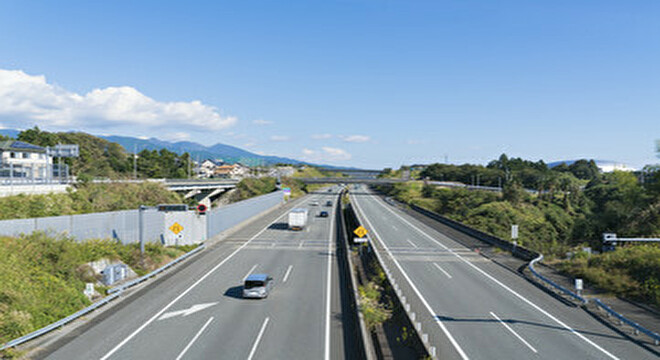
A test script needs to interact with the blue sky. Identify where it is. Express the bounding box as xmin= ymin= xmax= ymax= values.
xmin=0 ymin=1 xmax=659 ymax=169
